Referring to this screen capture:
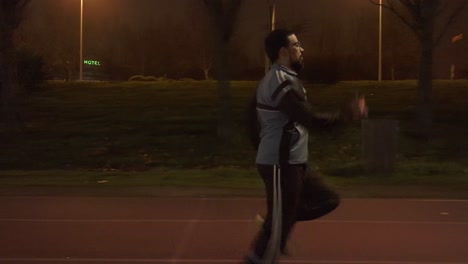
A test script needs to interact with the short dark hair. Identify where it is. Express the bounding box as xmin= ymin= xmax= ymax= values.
xmin=264 ymin=29 xmax=294 ymax=63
